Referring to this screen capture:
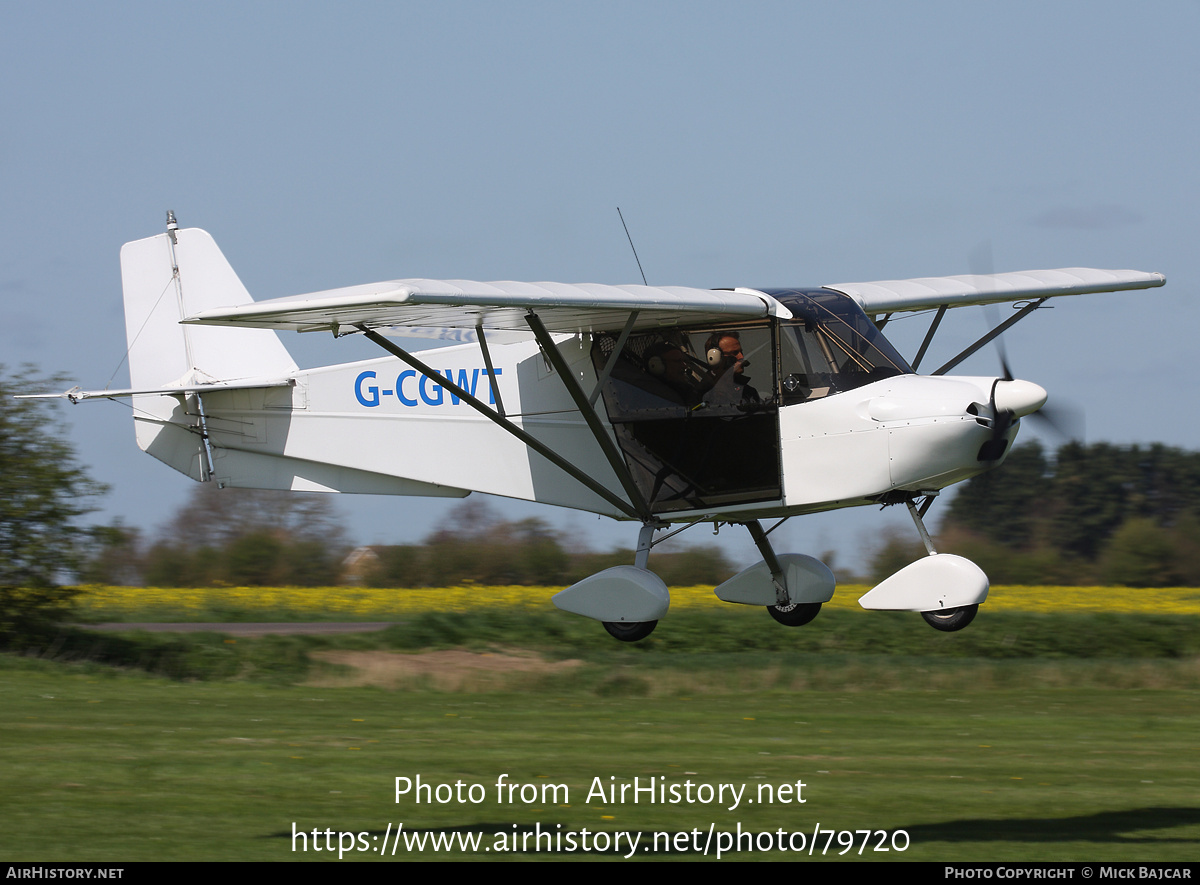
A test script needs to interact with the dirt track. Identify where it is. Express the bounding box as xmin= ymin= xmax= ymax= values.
xmin=86 ymin=622 xmax=399 ymax=636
